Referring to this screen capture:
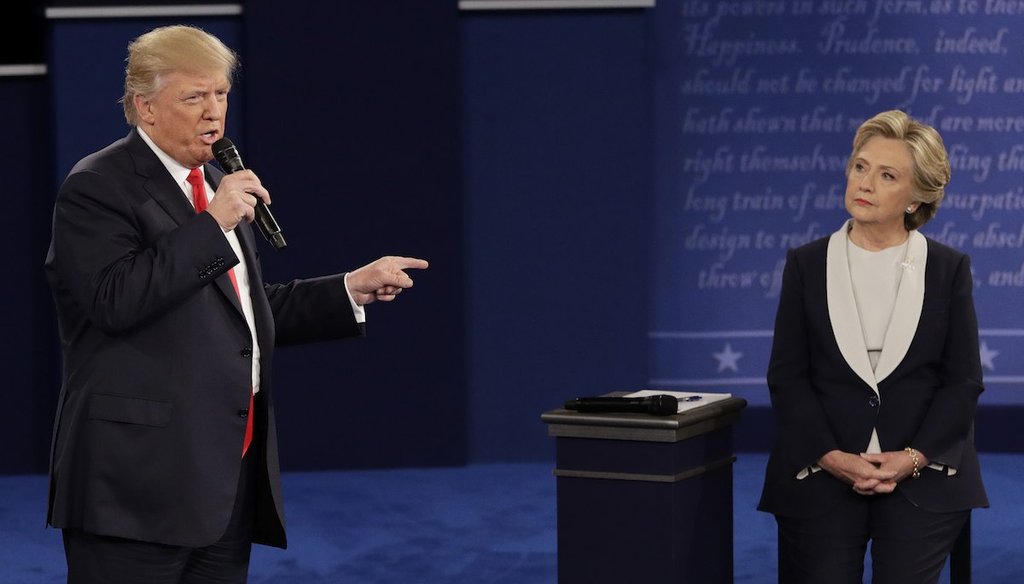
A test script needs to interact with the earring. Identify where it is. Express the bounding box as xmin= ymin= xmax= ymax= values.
xmin=905 ymin=206 xmax=914 ymax=214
